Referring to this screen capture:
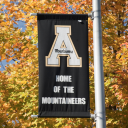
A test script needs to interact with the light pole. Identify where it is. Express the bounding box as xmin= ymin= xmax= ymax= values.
xmin=93 ymin=0 xmax=106 ymax=127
